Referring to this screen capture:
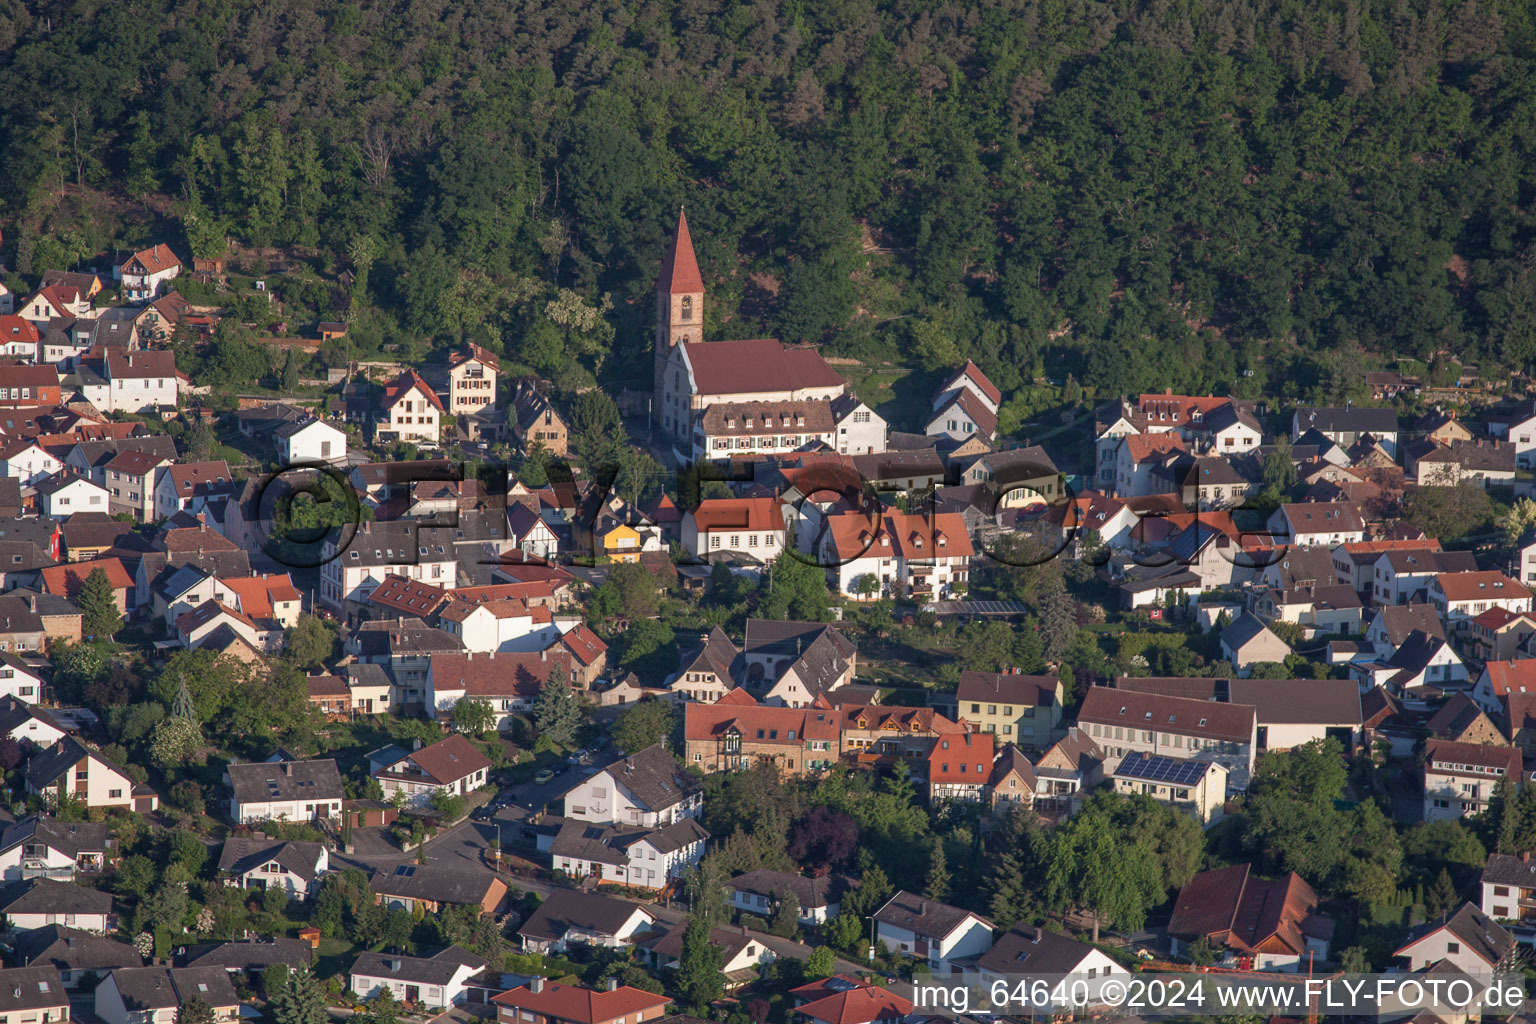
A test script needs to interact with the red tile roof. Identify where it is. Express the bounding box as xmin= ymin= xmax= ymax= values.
xmin=382 ymin=369 xmax=445 ymax=412
xmin=926 ymin=732 xmax=994 ymax=782
xmin=0 ymin=316 xmax=39 ymax=345
xmin=1168 ymin=863 xmax=1322 ymax=956
xmin=39 ymin=557 xmax=132 ymax=597
xmin=946 ymin=360 xmax=1001 ymax=406
xmin=681 ymin=339 xmax=845 ymax=397
xmin=558 ymin=623 xmax=607 ymax=666
xmin=1122 ymin=432 xmax=1187 ymax=462
xmin=106 ymin=349 xmax=175 ymax=380
xmin=492 ymin=982 xmax=670 ymax=1024
xmin=684 ymin=702 xmax=841 ymax=744
xmin=1078 ymin=685 xmax=1255 ymax=743
xmin=657 ymin=209 xmax=704 ymax=295
xmin=221 ymin=574 xmax=302 ymax=617
xmin=690 ymin=497 xmax=785 ymax=534
xmin=797 ymin=985 xmax=914 ymax=1024
xmin=1435 ymin=571 xmax=1532 ymax=604
xmin=125 ymin=244 xmax=181 ymax=275
xmin=1424 ymin=738 xmax=1522 ymax=777
xmin=379 ymin=733 xmax=490 ymax=786
xmin=1481 ymin=660 xmax=1536 ymax=695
